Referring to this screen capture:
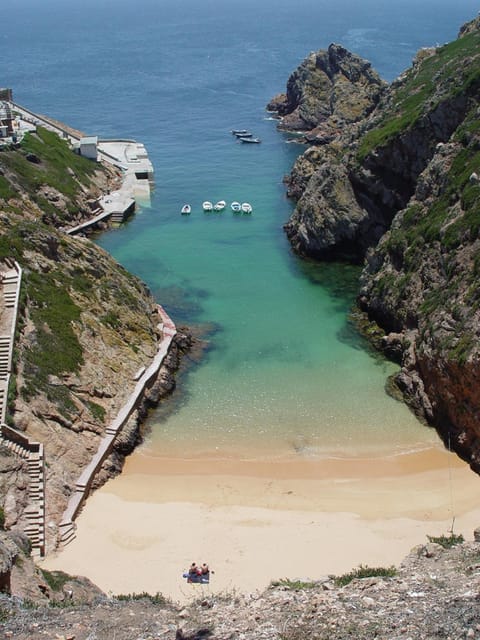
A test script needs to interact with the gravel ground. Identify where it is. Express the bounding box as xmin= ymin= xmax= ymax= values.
xmin=2 ymin=540 xmax=480 ymax=640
